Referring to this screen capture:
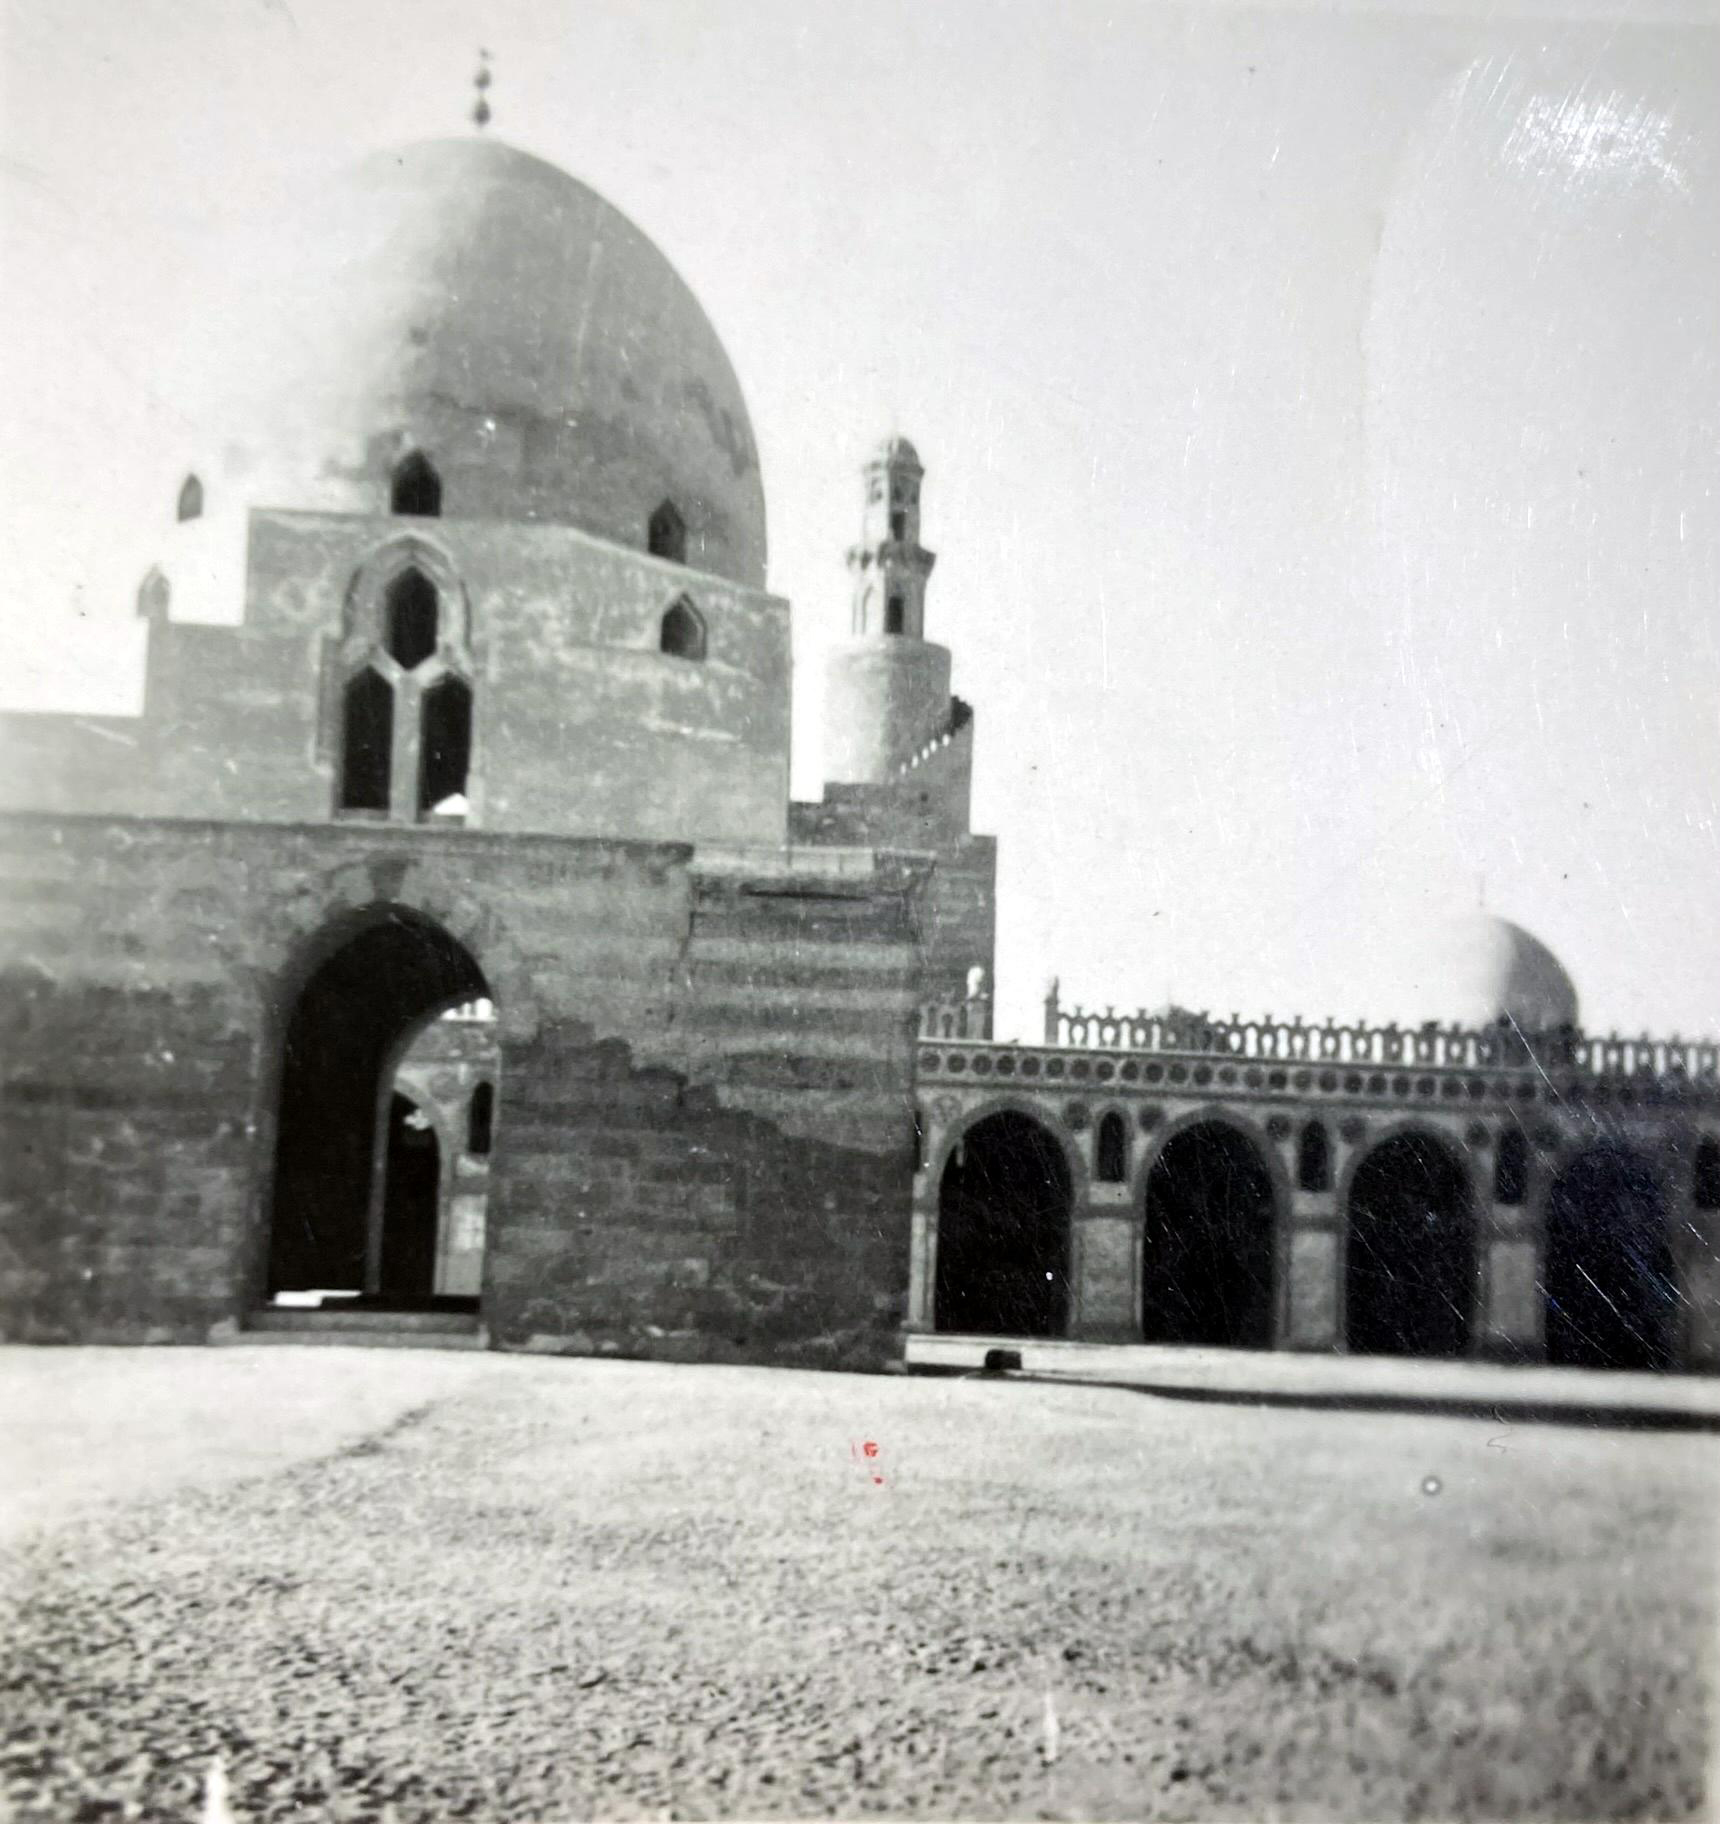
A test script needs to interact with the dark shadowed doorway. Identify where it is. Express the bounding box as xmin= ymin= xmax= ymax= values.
xmin=1142 ymin=1121 xmax=1277 ymax=1347
xmin=935 ymin=1112 xmax=1072 ymax=1336
xmin=1345 ymin=1133 xmax=1473 ymax=1357
xmin=267 ymin=908 xmax=488 ymax=1307
xmin=1544 ymin=1147 xmax=1675 ymax=1370
xmin=380 ymin=1093 xmax=442 ymax=1298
